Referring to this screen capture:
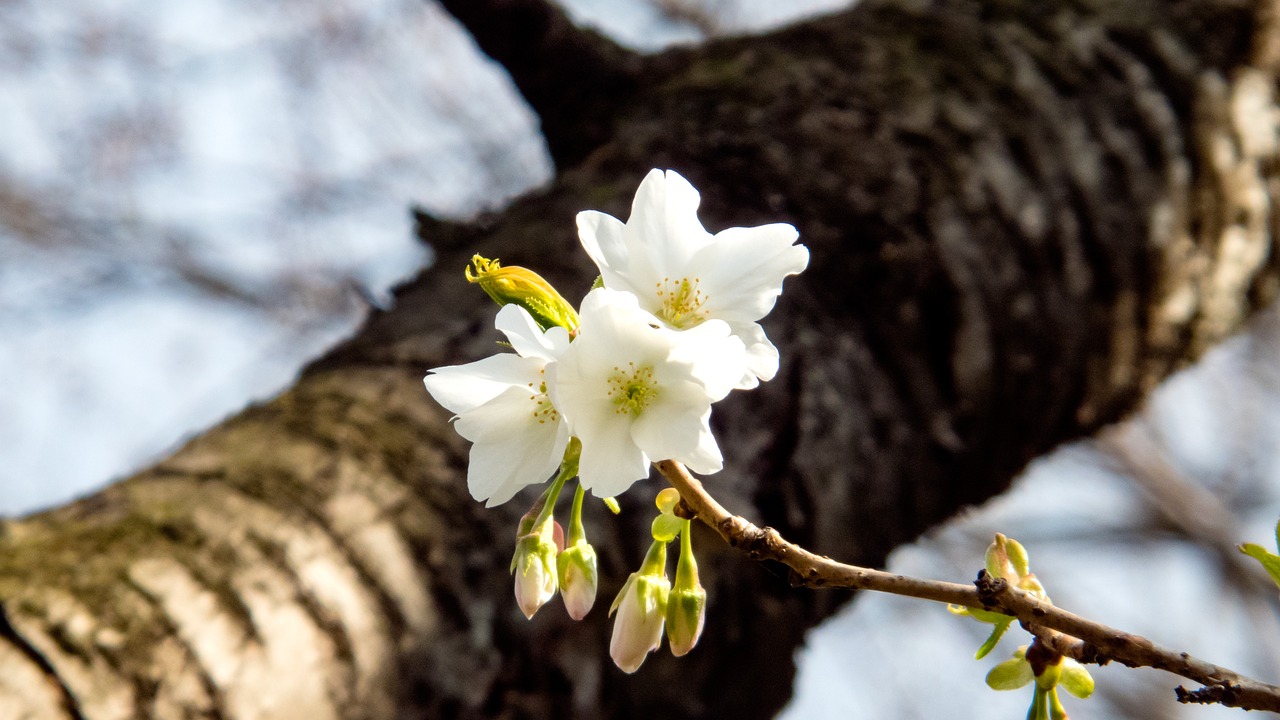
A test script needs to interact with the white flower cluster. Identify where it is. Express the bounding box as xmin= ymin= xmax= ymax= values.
xmin=425 ymin=169 xmax=808 ymax=506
